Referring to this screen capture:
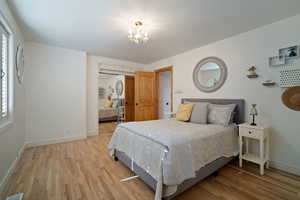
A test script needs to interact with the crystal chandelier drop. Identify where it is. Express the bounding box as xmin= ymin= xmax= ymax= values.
xmin=128 ymin=21 xmax=149 ymax=44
